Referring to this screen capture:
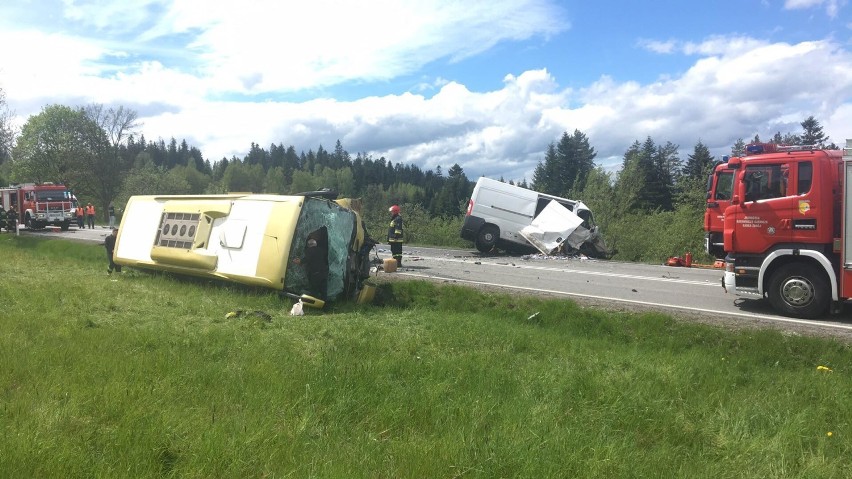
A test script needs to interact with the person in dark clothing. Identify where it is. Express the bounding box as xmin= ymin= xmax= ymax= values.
xmin=293 ymin=227 xmax=328 ymax=299
xmin=6 ymin=205 xmax=17 ymax=233
xmin=0 ymin=204 xmax=6 ymax=233
xmin=387 ymin=204 xmax=404 ymax=266
xmin=108 ymin=203 xmax=116 ymax=229
xmin=105 ymin=227 xmax=122 ymax=274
